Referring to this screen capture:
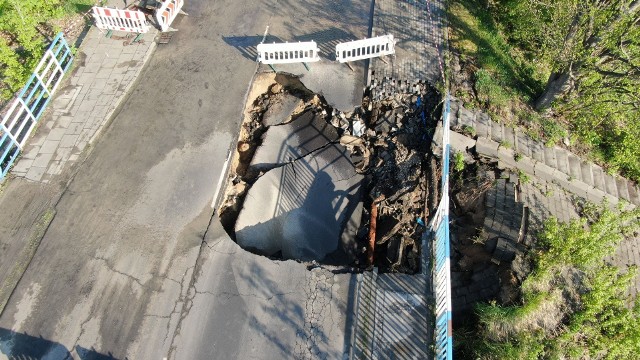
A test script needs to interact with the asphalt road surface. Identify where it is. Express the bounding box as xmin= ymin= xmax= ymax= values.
xmin=0 ymin=0 xmax=370 ymax=358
